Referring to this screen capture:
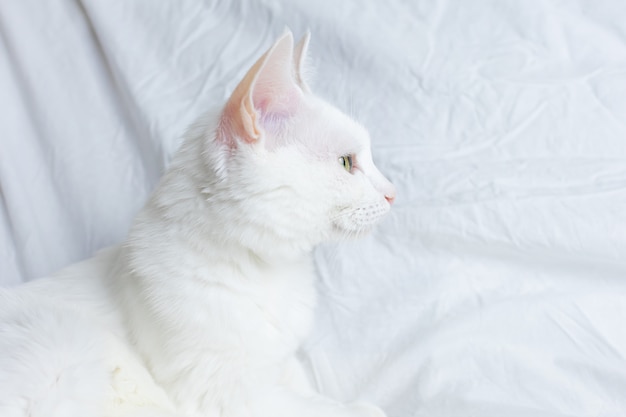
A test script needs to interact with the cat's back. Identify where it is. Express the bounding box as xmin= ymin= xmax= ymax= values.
xmin=2 ymin=246 xmax=124 ymax=325
xmin=0 ymin=247 xmax=134 ymax=417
